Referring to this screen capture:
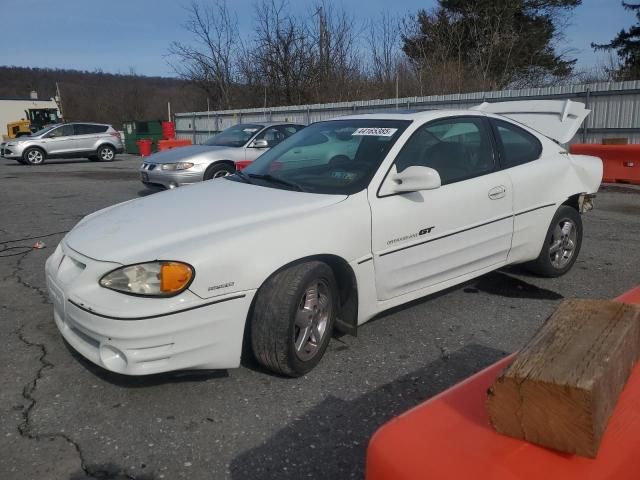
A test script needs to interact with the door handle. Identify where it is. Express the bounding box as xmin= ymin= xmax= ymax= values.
xmin=488 ymin=186 xmax=506 ymax=200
